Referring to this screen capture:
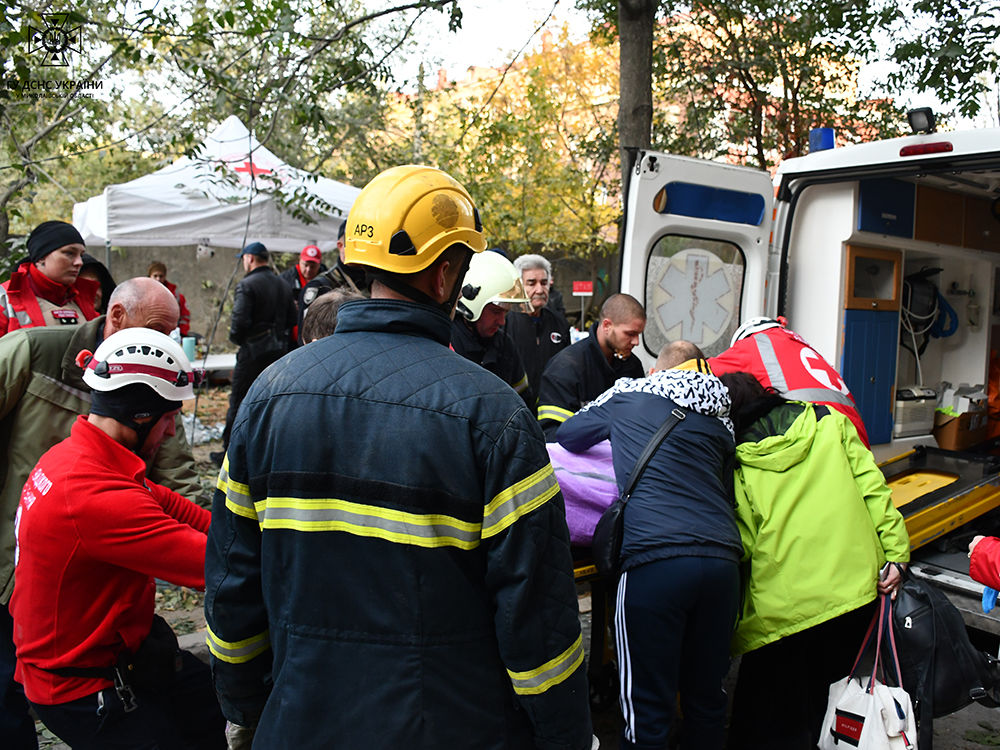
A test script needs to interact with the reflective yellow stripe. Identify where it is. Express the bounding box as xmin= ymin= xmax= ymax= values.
xmin=261 ymin=497 xmax=482 ymax=549
xmin=513 ymin=374 xmax=530 ymax=395
xmin=537 ymin=405 xmax=574 ymax=423
xmin=507 ymin=635 xmax=585 ymax=695
xmin=205 ymin=625 xmax=270 ymax=664
xmin=217 ymin=458 xmax=256 ymax=521
xmin=482 ymin=464 xmax=559 ymax=538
